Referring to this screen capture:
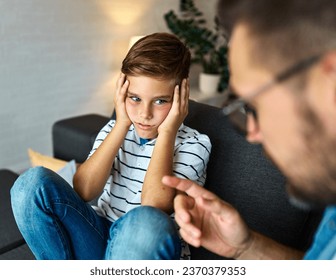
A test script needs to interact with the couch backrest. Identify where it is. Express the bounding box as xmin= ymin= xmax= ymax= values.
xmin=184 ymin=100 xmax=323 ymax=259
